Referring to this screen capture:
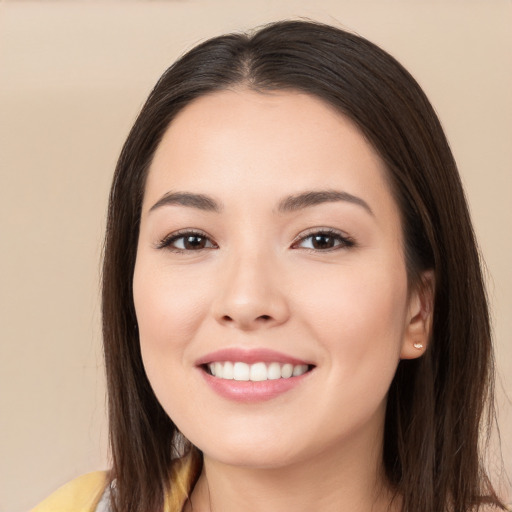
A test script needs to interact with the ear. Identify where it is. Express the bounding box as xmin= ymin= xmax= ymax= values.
xmin=400 ymin=270 xmax=435 ymax=360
